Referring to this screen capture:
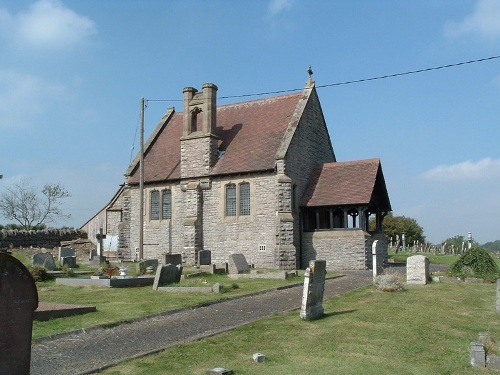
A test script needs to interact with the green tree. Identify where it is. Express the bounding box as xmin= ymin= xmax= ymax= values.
xmin=483 ymin=240 xmax=500 ymax=251
xmin=371 ymin=213 xmax=425 ymax=251
xmin=0 ymin=179 xmax=71 ymax=230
